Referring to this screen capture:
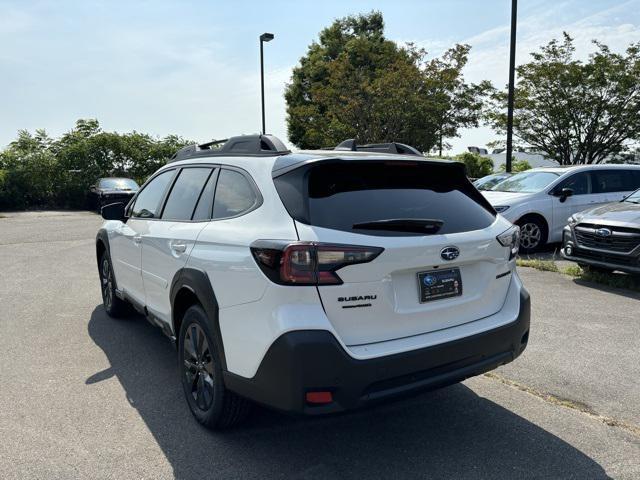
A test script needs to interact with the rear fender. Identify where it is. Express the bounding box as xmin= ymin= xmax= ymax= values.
xmin=170 ymin=268 xmax=227 ymax=371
